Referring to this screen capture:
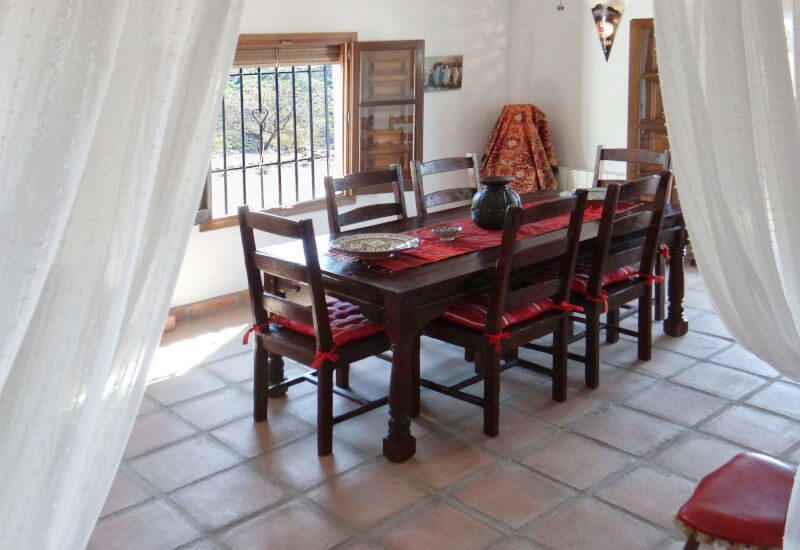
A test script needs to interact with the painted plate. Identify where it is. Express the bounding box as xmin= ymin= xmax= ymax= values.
xmin=330 ymin=233 xmax=420 ymax=259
